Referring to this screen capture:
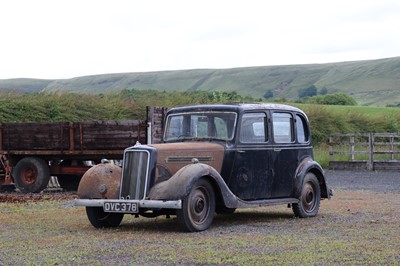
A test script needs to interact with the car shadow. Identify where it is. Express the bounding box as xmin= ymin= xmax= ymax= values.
xmin=113 ymin=209 xmax=295 ymax=233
